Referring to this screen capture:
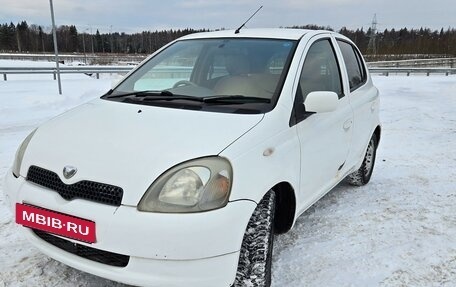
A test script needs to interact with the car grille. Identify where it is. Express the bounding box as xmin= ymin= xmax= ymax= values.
xmin=27 ymin=165 xmax=123 ymax=206
xmin=33 ymin=229 xmax=130 ymax=267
